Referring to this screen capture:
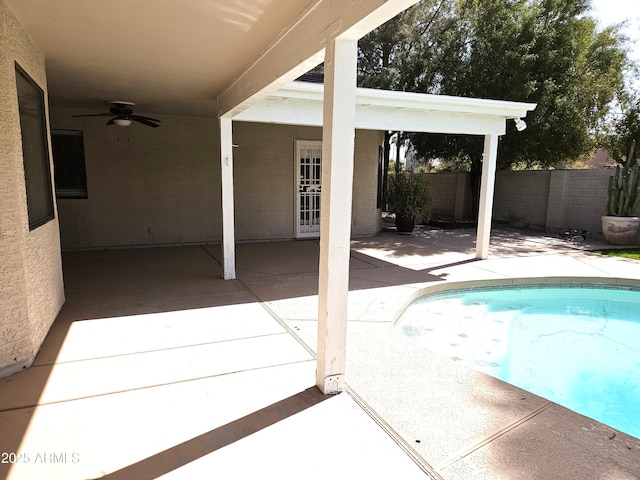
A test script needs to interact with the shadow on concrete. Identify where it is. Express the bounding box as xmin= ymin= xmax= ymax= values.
xmin=87 ymin=387 xmax=330 ymax=480
xmin=202 ymin=240 xmax=450 ymax=303
xmin=60 ymin=245 xmax=254 ymax=320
